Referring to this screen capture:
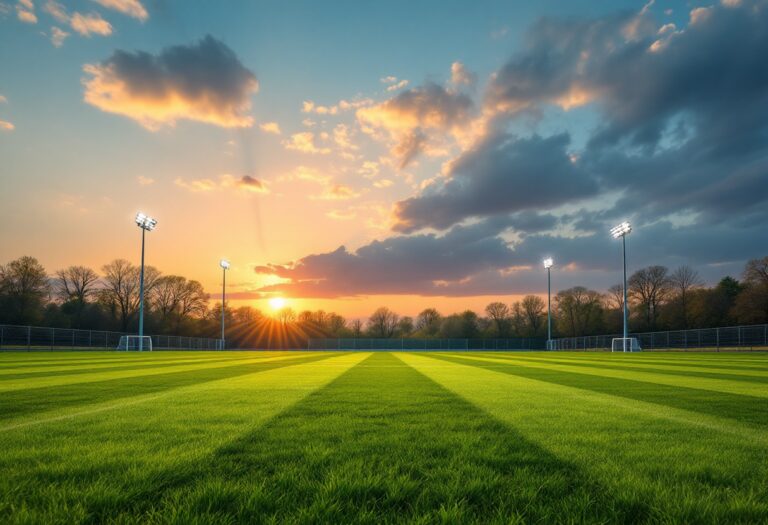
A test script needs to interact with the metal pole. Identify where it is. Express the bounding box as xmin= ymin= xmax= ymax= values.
xmin=547 ymin=266 xmax=552 ymax=350
xmin=138 ymin=226 xmax=146 ymax=351
xmin=622 ymin=234 xmax=629 ymax=351
xmin=221 ymin=266 xmax=226 ymax=350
